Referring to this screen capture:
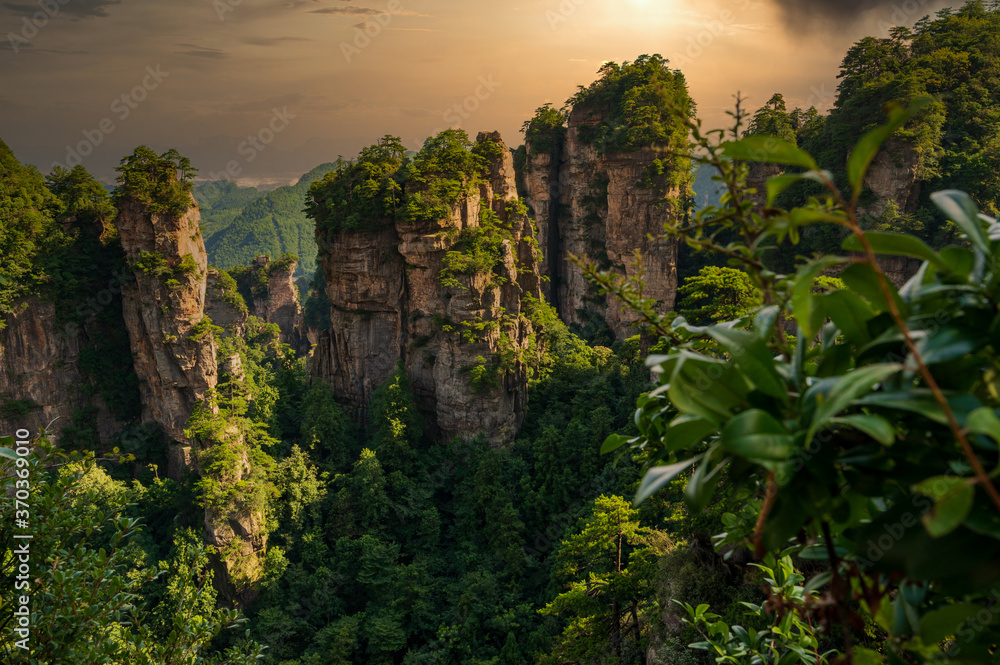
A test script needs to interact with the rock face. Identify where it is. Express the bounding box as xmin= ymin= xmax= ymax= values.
xmin=311 ymin=131 xmax=542 ymax=445
xmin=521 ymin=107 xmax=682 ymax=340
xmin=0 ymin=299 xmax=119 ymax=441
xmin=244 ymin=256 xmax=308 ymax=353
xmin=116 ymin=196 xmax=218 ymax=472
xmin=115 ymin=192 xmax=264 ymax=605
xmin=862 ymin=139 xmax=922 ymax=218
xmin=205 ymin=268 xmax=248 ymax=338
